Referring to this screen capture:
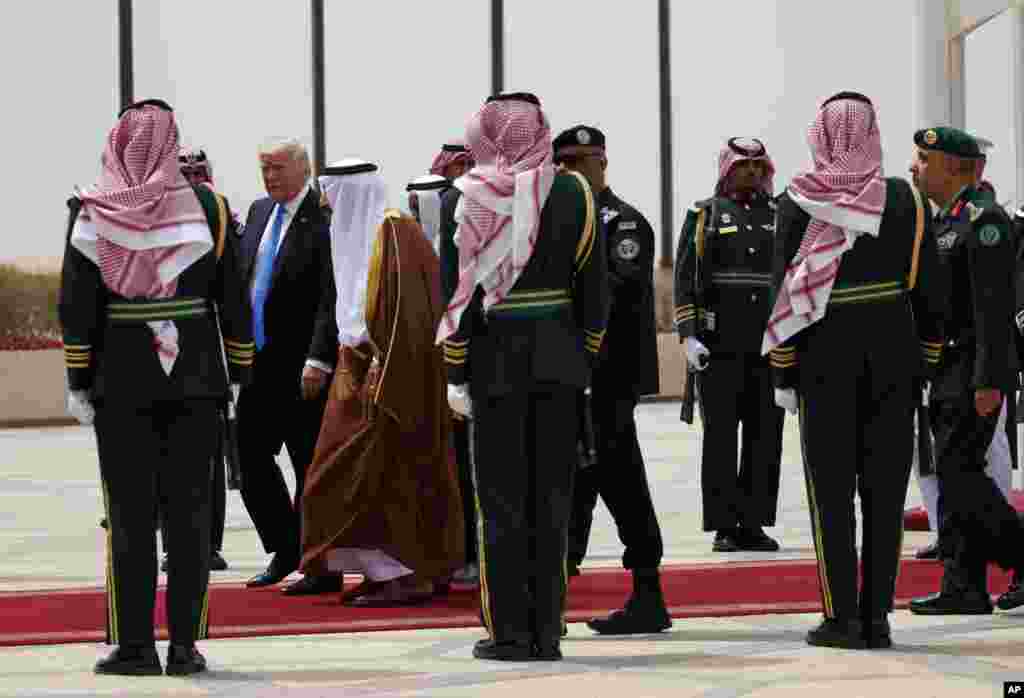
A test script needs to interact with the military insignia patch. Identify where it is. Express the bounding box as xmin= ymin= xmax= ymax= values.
xmin=600 ymin=207 xmax=620 ymax=225
xmin=924 ymin=129 xmax=938 ymax=146
xmin=576 ymin=128 xmax=591 ymax=145
xmin=615 ymin=237 xmax=640 ymax=260
xmin=721 ymin=213 xmax=732 ymax=224
xmin=936 ymin=231 xmax=958 ymax=250
xmin=979 ymin=224 xmax=1001 ymax=247
xmin=617 ymin=221 xmax=638 ymax=231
